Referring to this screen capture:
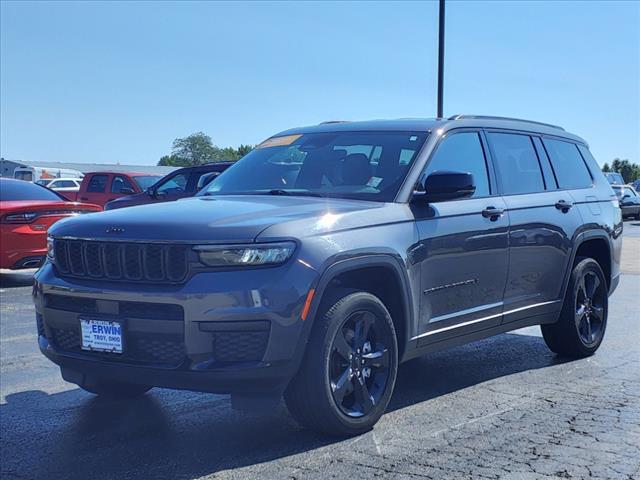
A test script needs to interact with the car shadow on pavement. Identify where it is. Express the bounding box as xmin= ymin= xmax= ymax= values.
xmin=1 ymin=332 xmax=573 ymax=480
xmin=0 ymin=270 xmax=35 ymax=288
